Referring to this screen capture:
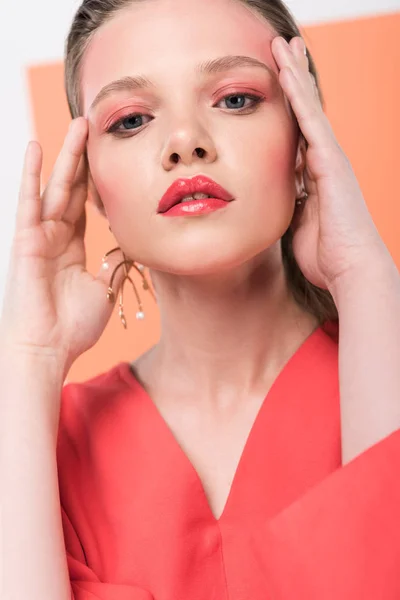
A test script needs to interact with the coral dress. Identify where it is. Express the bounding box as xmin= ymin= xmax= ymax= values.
xmin=57 ymin=323 xmax=400 ymax=600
